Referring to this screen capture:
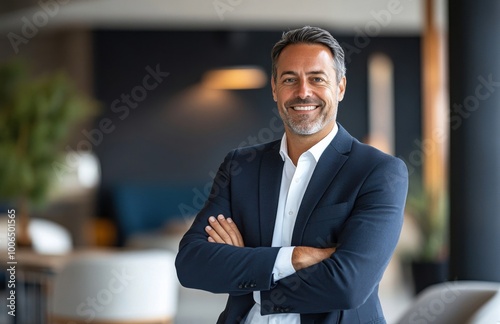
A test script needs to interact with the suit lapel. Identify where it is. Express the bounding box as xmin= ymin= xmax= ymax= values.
xmin=259 ymin=143 xmax=284 ymax=246
xmin=291 ymin=125 xmax=352 ymax=246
